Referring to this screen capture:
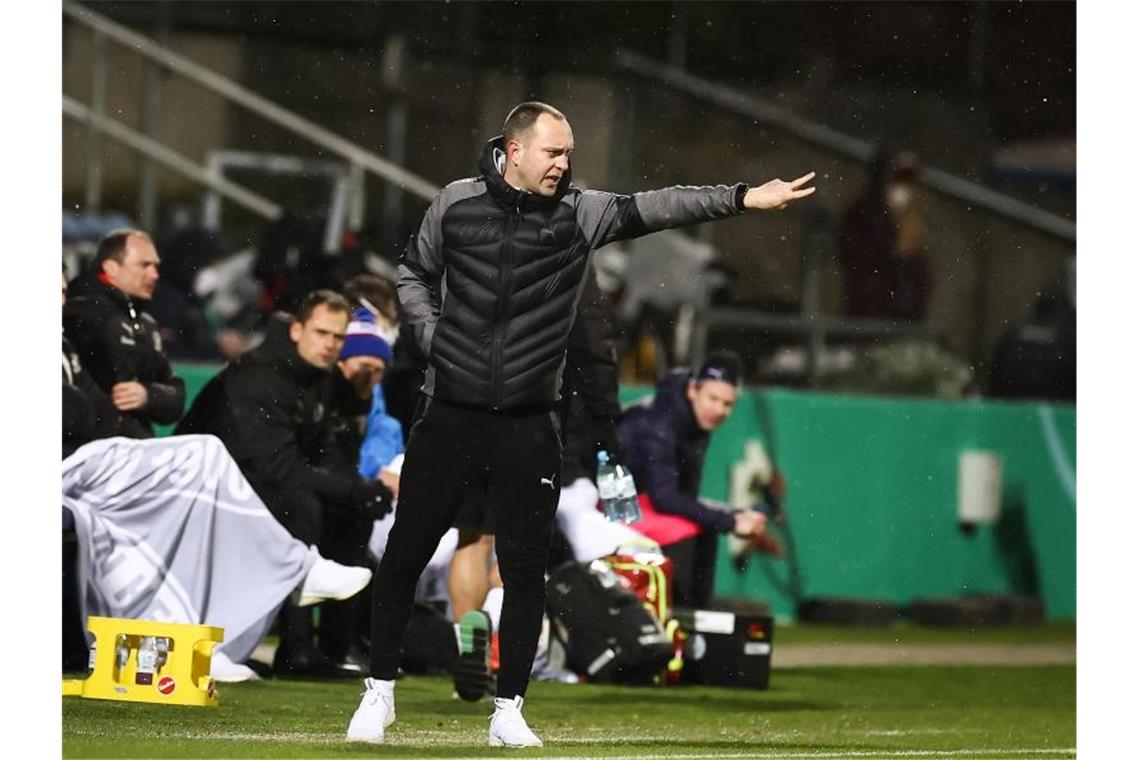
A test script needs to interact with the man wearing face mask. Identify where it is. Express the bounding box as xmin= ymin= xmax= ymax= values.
xmin=345 ymin=101 xmax=817 ymax=747
xmin=838 ymin=148 xmax=930 ymax=321
xmin=64 ymin=228 xmax=186 ymax=438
